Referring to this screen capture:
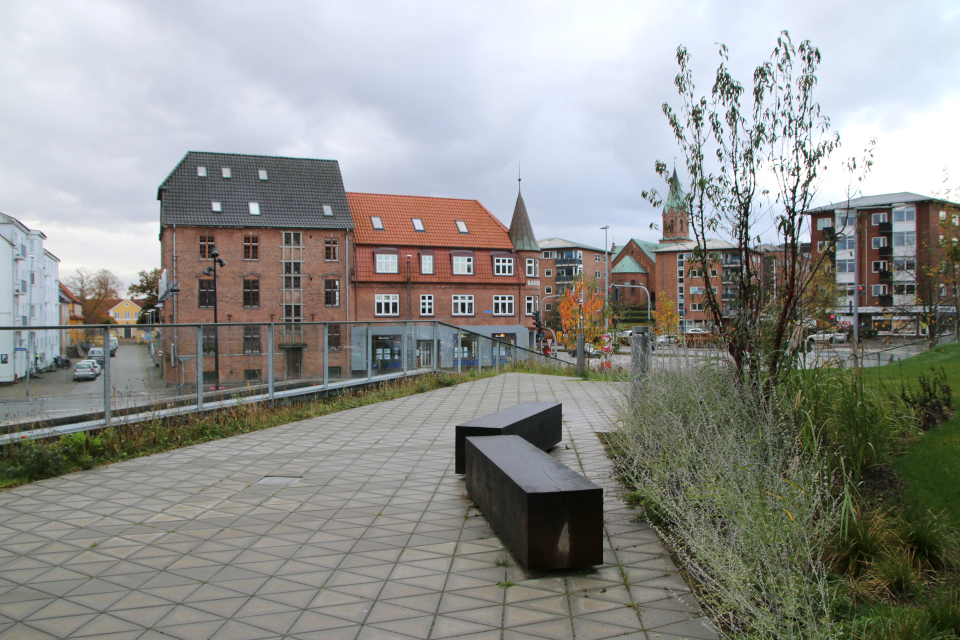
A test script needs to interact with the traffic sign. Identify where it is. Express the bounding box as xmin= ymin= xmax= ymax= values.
xmin=156 ymin=349 xmax=164 ymax=358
